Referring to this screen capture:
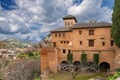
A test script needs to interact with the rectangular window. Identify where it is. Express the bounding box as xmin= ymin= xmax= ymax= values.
xmin=53 ymin=42 xmax=56 ymax=47
xmin=102 ymin=42 xmax=105 ymax=46
xmin=67 ymin=22 xmax=70 ymax=26
xmin=55 ymin=33 xmax=57 ymax=37
xmin=59 ymin=33 xmax=61 ymax=37
xmin=80 ymin=41 xmax=82 ymax=45
xmin=67 ymin=41 xmax=69 ymax=44
xmin=111 ymin=40 xmax=114 ymax=46
xmin=89 ymin=40 xmax=94 ymax=47
xmin=65 ymin=22 xmax=70 ymax=26
xmin=63 ymin=33 xmax=65 ymax=37
xmin=89 ymin=30 xmax=94 ymax=35
xmin=110 ymin=34 xmax=112 ymax=38
xmin=65 ymin=22 xmax=67 ymax=26
xmin=68 ymin=50 xmax=71 ymax=53
xmin=60 ymin=41 xmax=63 ymax=44
xmin=63 ymin=49 xmax=66 ymax=53
xmin=79 ymin=30 xmax=82 ymax=35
